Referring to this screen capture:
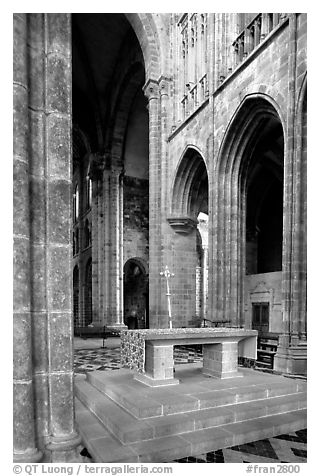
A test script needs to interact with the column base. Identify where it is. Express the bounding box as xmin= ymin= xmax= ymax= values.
xmin=13 ymin=448 xmax=43 ymax=463
xmin=274 ymin=342 xmax=307 ymax=375
xmin=134 ymin=372 xmax=180 ymax=387
xmin=46 ymin=431 xmax=83 ymax=462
